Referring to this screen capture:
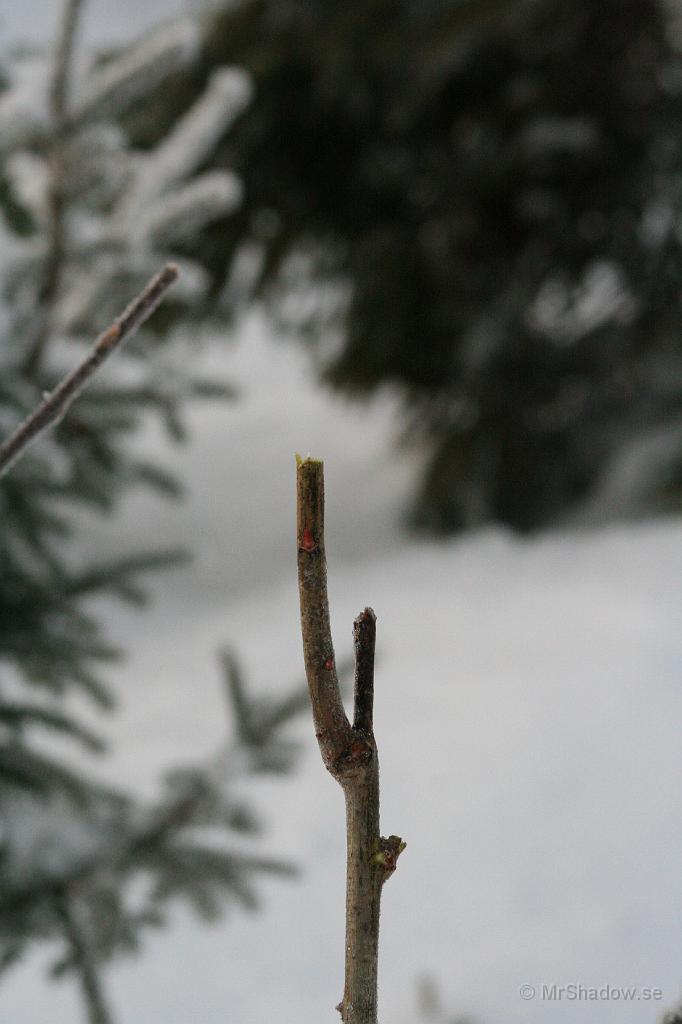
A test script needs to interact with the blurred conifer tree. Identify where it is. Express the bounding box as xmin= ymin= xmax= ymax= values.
xmin=0 ymin=6 xmax=306 ymax=1020
xmin=131 ymin=0 xmax=682 ymax=531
